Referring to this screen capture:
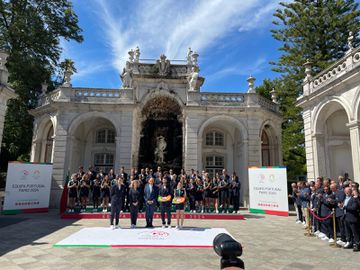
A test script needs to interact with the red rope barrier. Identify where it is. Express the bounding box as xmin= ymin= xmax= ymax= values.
xmin=308 ymin=208 xmax=333 ymax=221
